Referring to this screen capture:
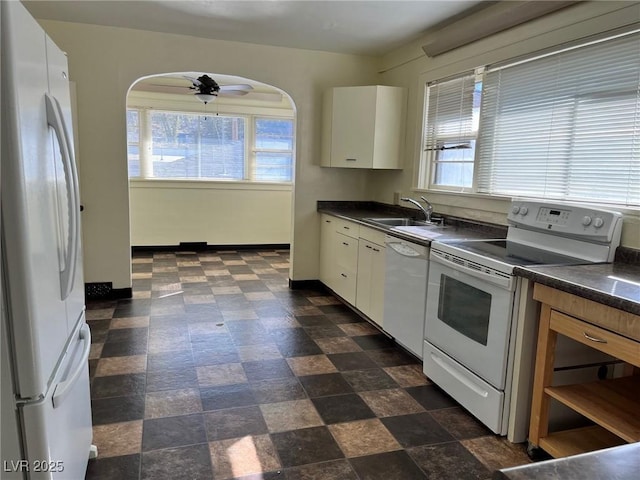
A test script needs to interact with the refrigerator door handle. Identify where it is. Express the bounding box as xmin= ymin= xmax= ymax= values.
xmin=52 ymin=323 xmax=91 ymax=408
xmin=45 ymin=93 xmax=81 ymax=300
